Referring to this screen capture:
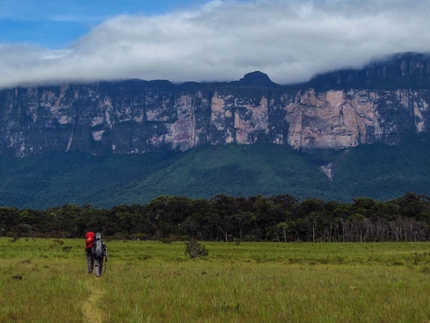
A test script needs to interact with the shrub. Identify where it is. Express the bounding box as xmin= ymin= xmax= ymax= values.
xmin=184 ymin=239 xmax=209 ymax=258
